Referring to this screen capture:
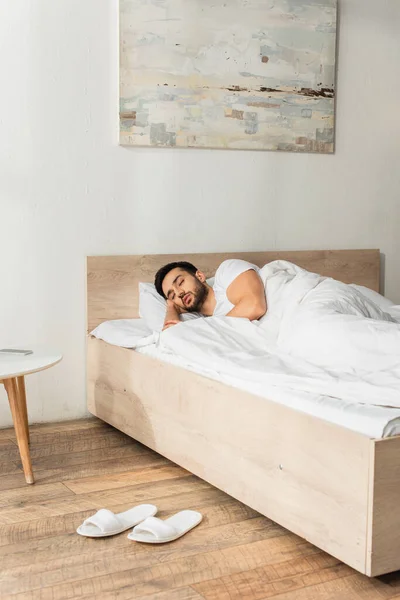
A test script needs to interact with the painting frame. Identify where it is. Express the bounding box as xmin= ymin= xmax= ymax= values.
xmin=119 ymin=0 xmax=337 ymax=153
